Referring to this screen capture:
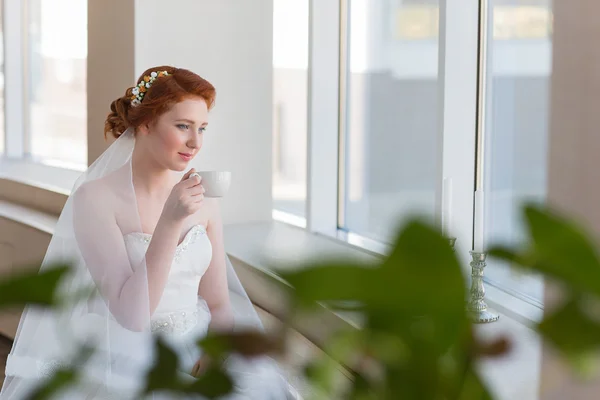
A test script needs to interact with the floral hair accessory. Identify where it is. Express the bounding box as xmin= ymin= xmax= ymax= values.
xmin=130 ymin=70 xmax=169 ymax=107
